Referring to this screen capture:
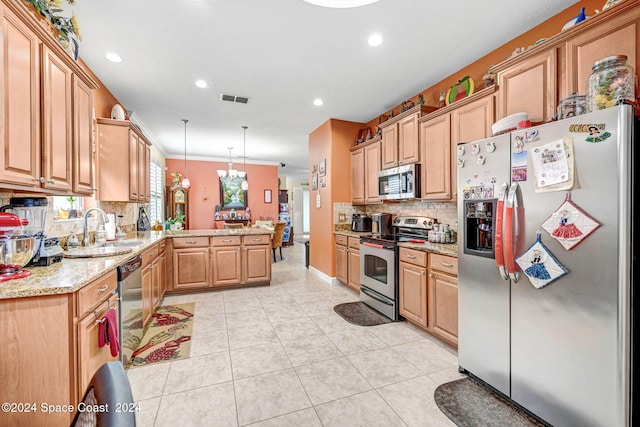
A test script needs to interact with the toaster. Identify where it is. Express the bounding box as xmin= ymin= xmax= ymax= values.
xmin=351 ymin=214 xmax=372 ymax=232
